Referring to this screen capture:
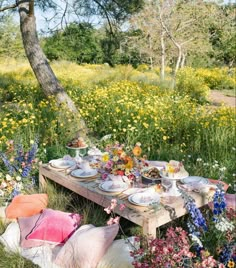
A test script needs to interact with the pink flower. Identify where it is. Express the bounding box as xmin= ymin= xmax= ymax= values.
xmin=119 ymin=203 xmax=126 ymax=211
xmin=106 ymin=216 xmax=120 ymax=225
xmin=110 ymin=199 xmax=117 ymax=210
xmin=107 ymin=217 xmax=114 ymax=225
xmin=113 ymin=216 xmax=120 ymax=224
xmin=101 ymin=173 xmax=108 ymax=180
xmin=104 ymin=207 xmax=111 ymax=214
